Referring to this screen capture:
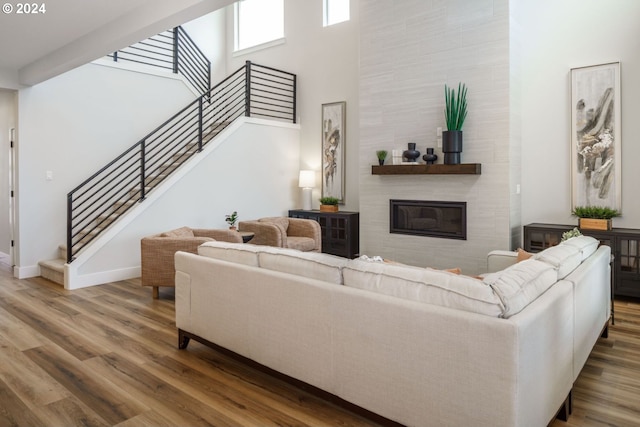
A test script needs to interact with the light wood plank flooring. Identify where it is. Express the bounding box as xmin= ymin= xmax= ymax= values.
xmin=0 ymin=263 xmax=638 ymax=426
